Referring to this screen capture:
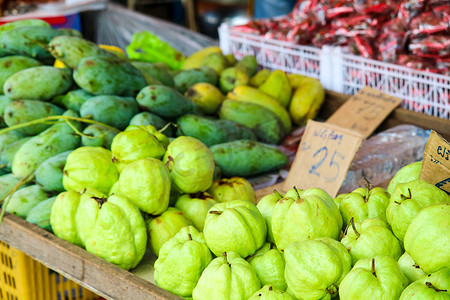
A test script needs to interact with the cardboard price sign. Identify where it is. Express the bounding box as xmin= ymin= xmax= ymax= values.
xmin=327 ymin=86 xmax=402 ymax=138
xmin=420 ymin=131 xmax=450 ymax=194
xmin=284 ymin=120 xmax=364 ymax=198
